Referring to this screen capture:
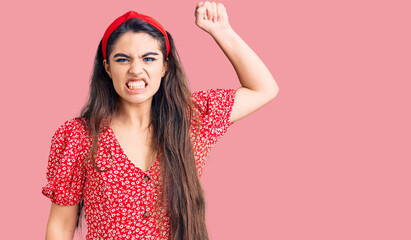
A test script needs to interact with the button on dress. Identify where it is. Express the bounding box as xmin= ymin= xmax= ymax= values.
xmin=42 ymin=88 xmax=236 ymax=239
